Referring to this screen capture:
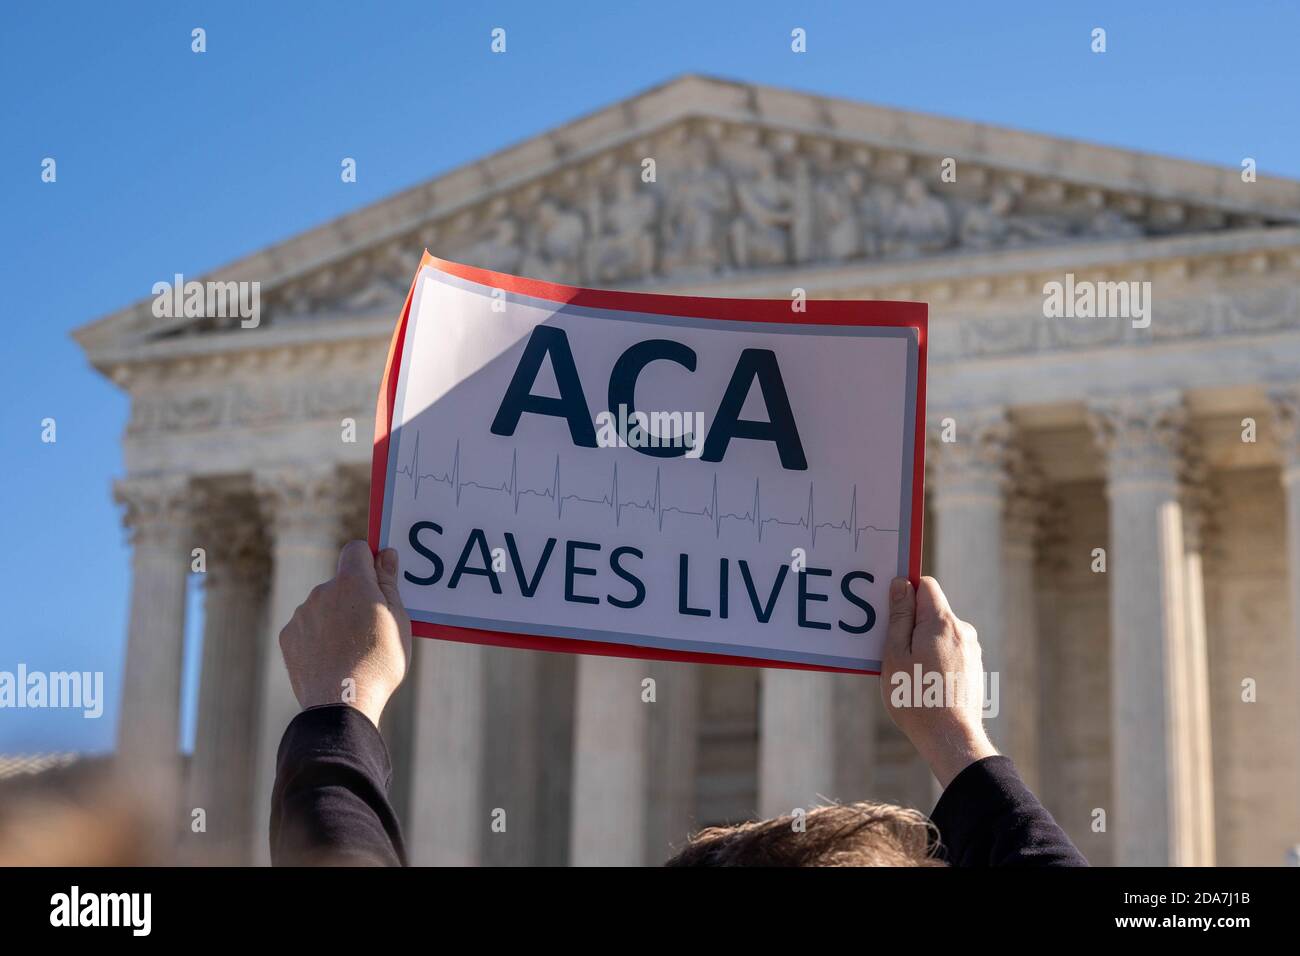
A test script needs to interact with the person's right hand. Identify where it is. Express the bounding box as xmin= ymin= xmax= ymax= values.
xmin=881 ymin=576 xmax=997 ymax=788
